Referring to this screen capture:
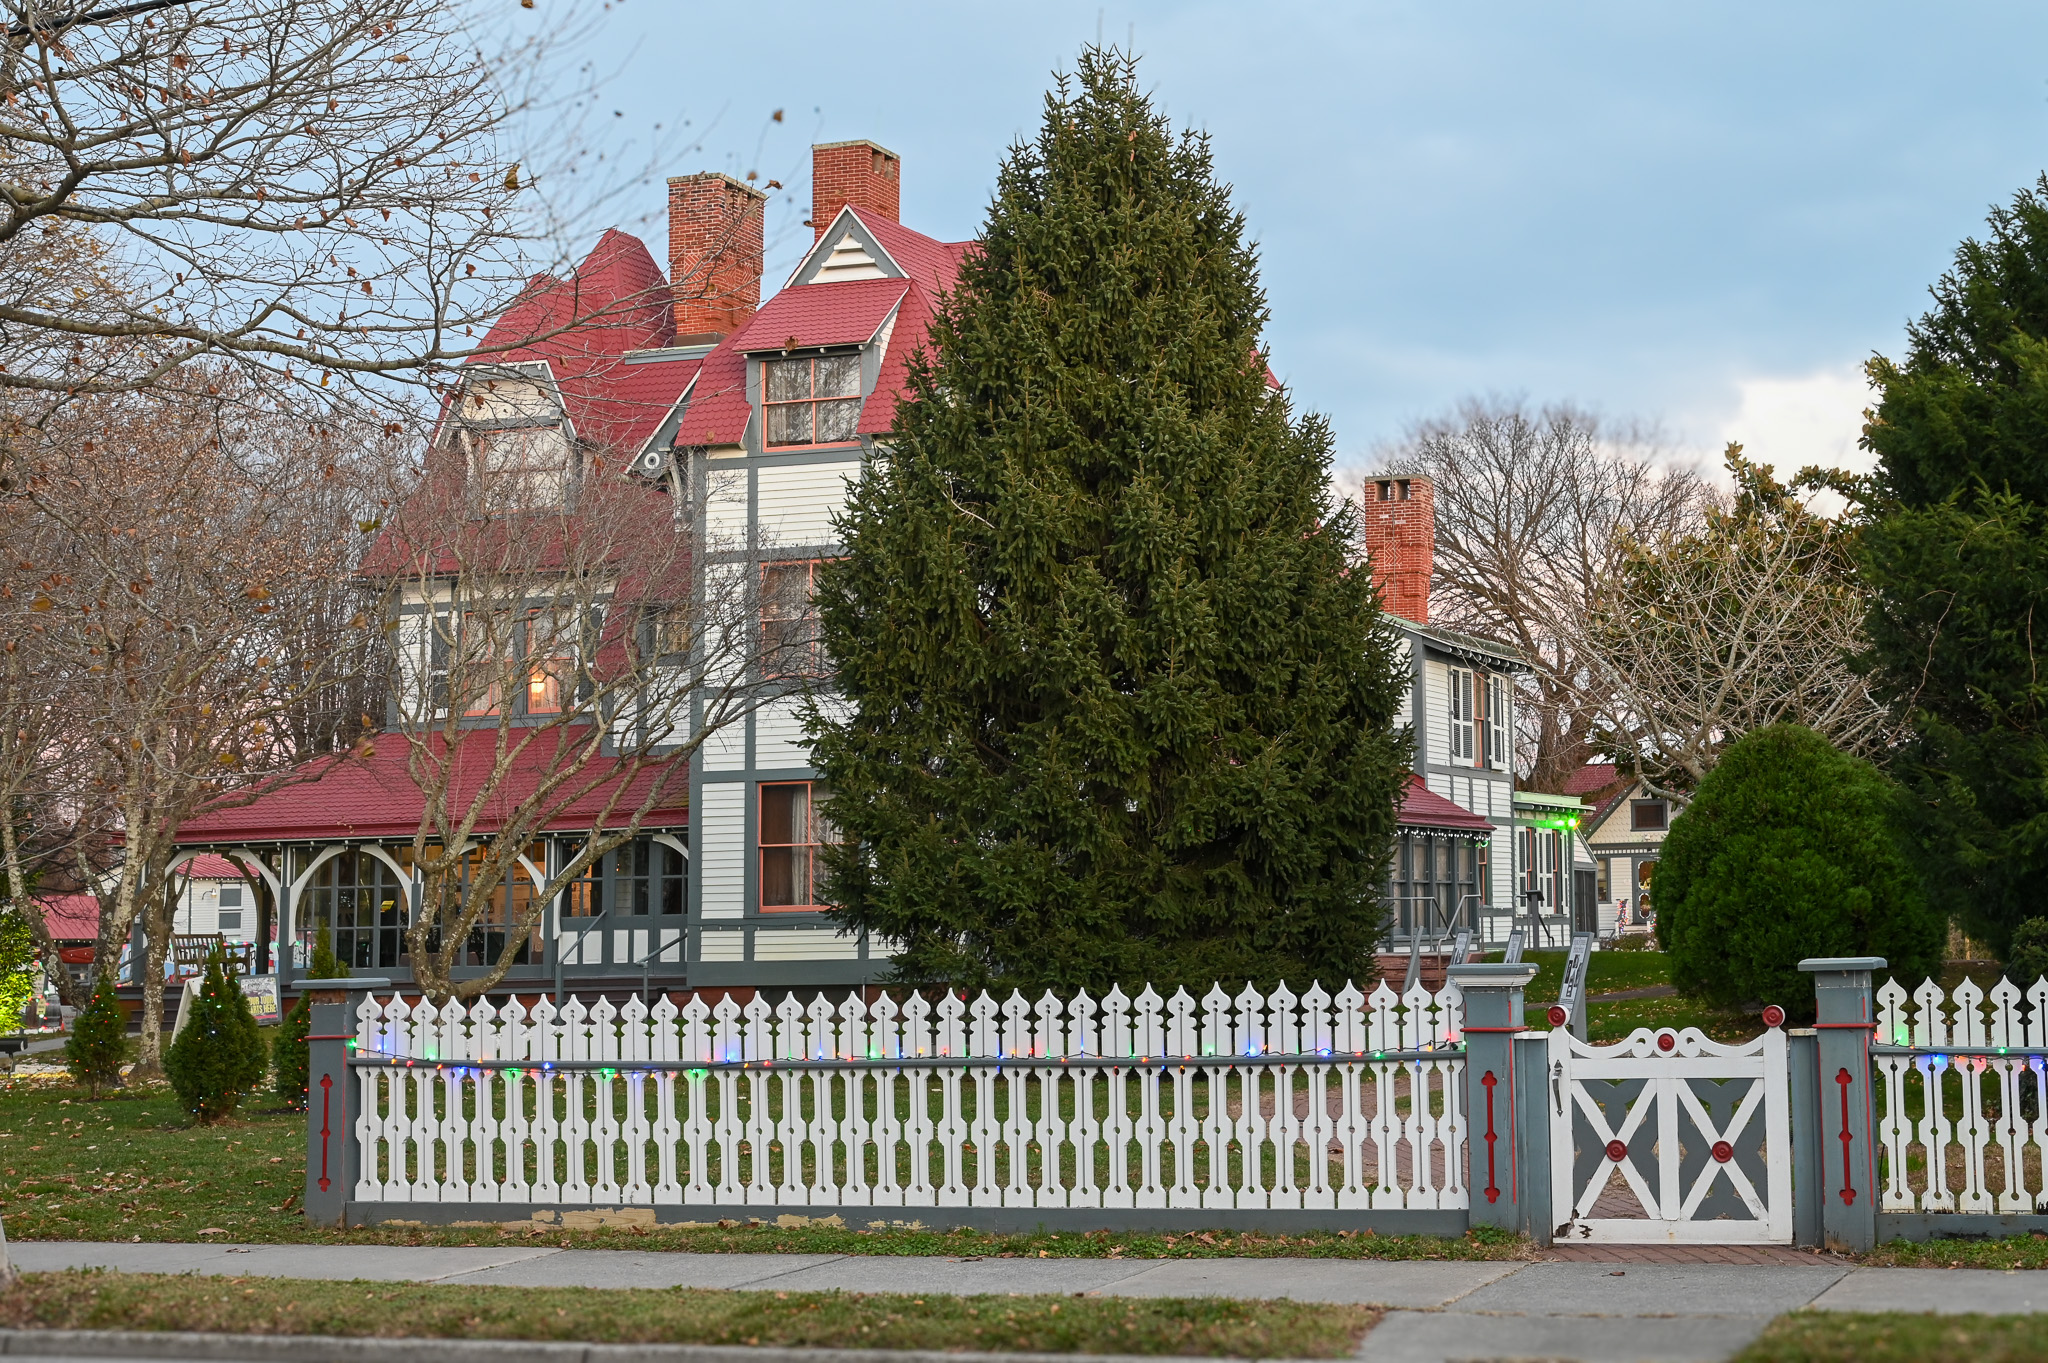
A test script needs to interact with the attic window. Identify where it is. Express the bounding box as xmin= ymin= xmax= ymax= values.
xmin=764 ymin=354 xmax=860 ymax=446
xmin=475 ymin=424 xmax=571 ymax=513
